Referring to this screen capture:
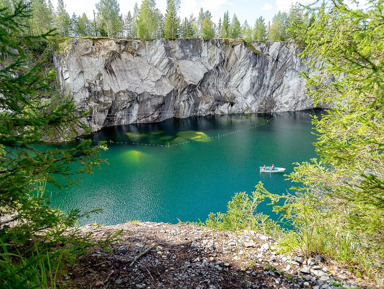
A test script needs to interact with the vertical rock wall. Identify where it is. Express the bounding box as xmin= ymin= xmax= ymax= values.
xmin=54 ymin=38 xmax=314 ymax=132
